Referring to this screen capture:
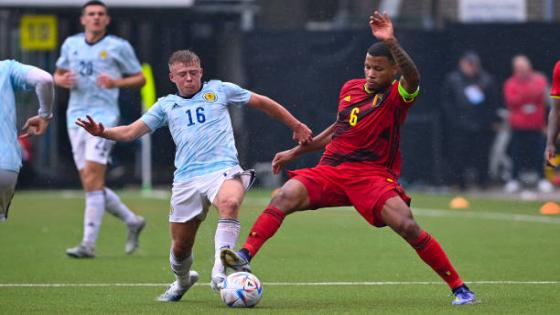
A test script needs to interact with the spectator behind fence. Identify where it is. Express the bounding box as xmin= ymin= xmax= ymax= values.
xmin=441 ymin=51 xmax=501 ymax=190
xmin=503 ymin=55 xmax=552 ymax=193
